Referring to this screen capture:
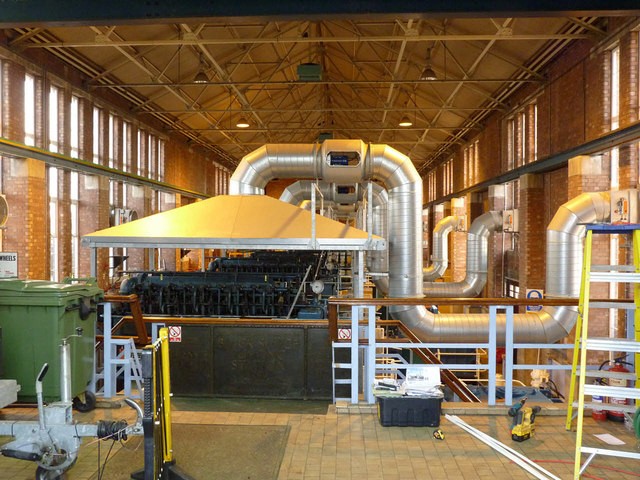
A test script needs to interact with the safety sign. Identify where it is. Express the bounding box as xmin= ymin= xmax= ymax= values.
xmin=168 ymin=326 xmax=182 ymax=342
